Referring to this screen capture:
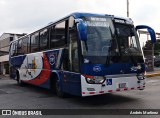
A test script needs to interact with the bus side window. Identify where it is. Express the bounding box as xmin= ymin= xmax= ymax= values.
xmin=50 ymin=26 xmax=56 ymax=48
xmin=28 ymin=36 xmax=31 ymax=53
xmin=40 ymin=28 xmax=49 ymax=50
xmin=31 ymin=32 xmax=39 ymax=53
xmin=12 ymin=41 xmax=18 ymax=56
xmin=10 ymin=43 xmax=14 ymax=56
xmin=50 ymin=21 xmax=66 ymax=48
xmin=21 ymin=37 xmax=29 ymax=54
xmin=17 ymin=39 xmax=22 ymax=55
